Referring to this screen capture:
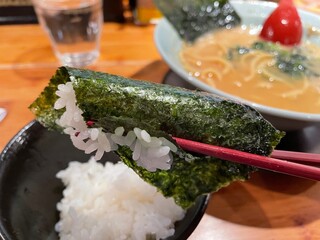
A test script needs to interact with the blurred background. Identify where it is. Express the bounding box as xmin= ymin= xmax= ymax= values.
xmin=1 ymin=0 xmax=319 ymax=26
